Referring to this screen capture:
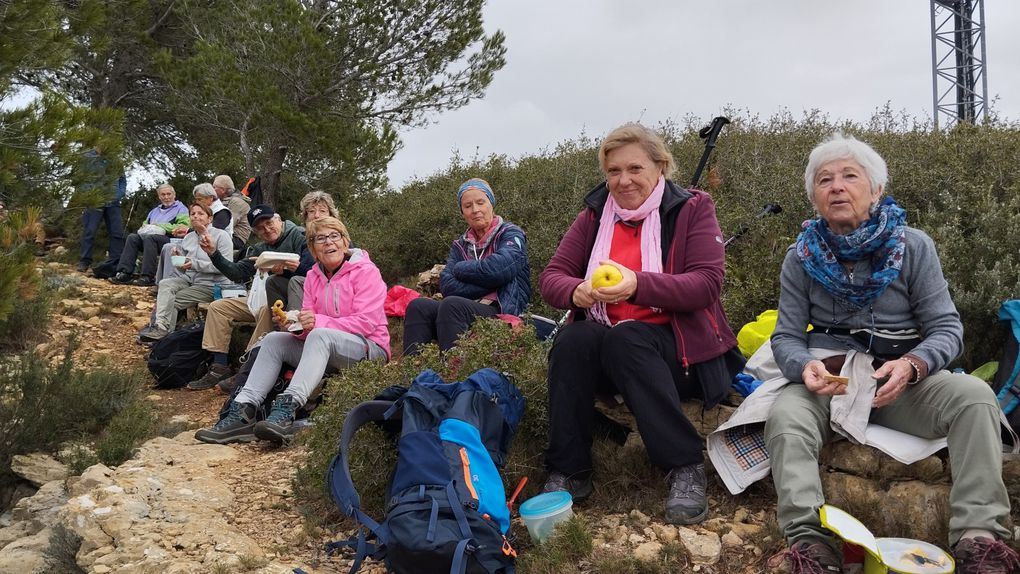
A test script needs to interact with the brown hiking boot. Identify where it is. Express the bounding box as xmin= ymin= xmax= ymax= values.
xmin=768 ymin=539 xmax=843 ymax=573
xmin=953 ymin=536 xmax=1020 ymax=574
